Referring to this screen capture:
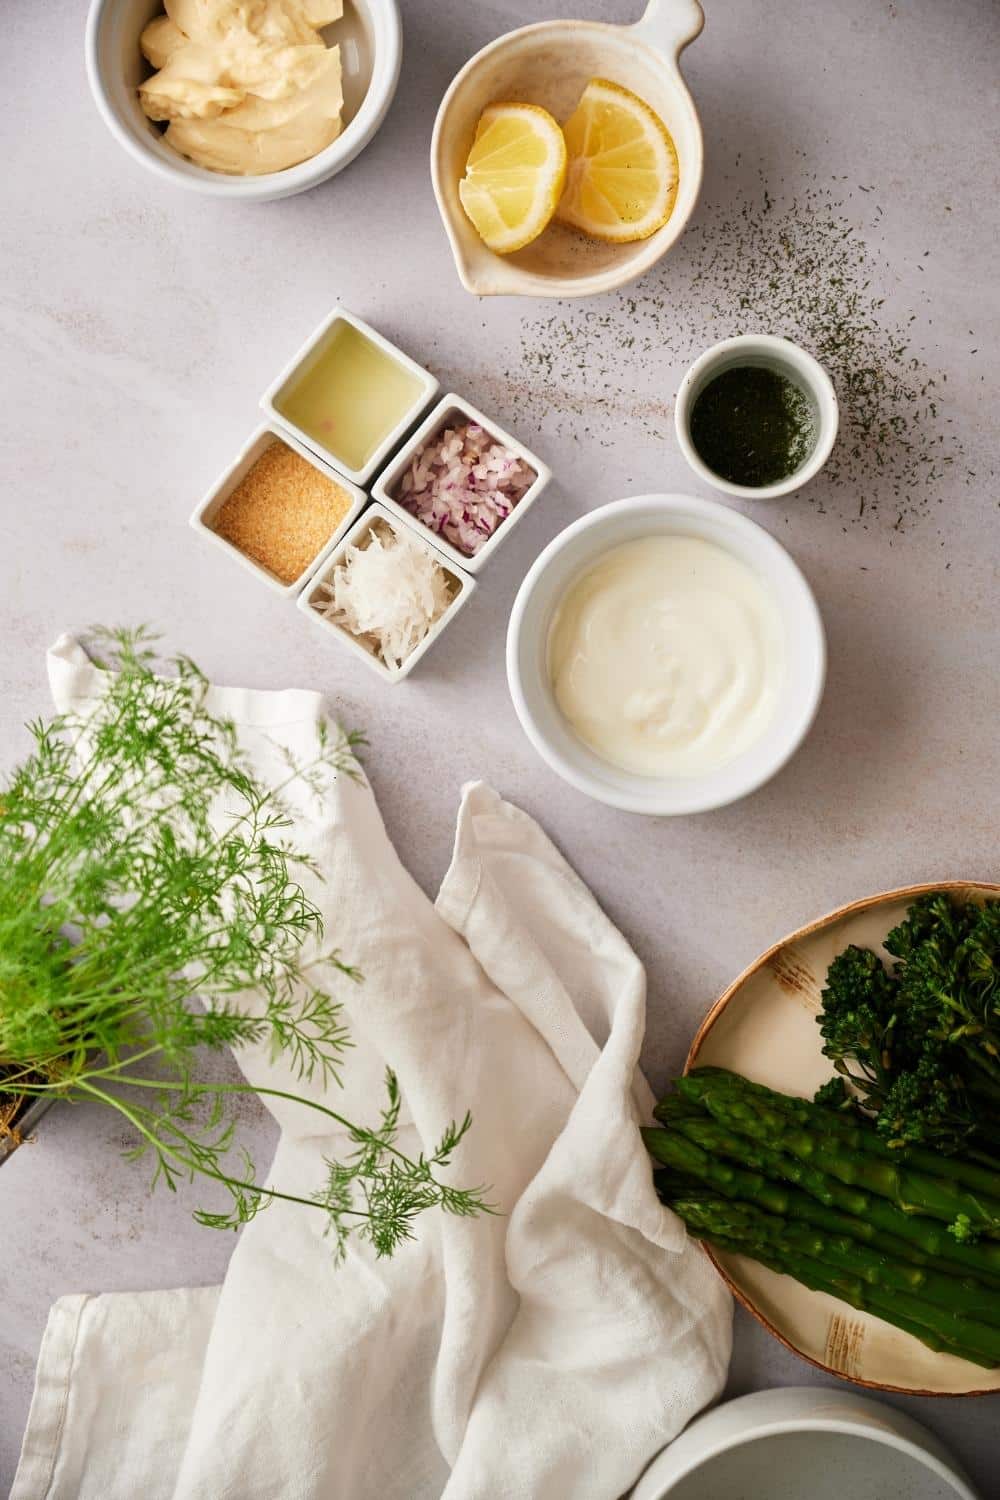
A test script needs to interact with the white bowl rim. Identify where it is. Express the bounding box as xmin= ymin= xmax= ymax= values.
xmin=84 ymin=0 xmax=402 ymax=200
xmin=674 ymin=334 xmax=840 ymax=500
xmin=635 ymin=1404 xmax=978 ymax=1498
xmin=506 ymin=493 xmax=826 ymax=816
